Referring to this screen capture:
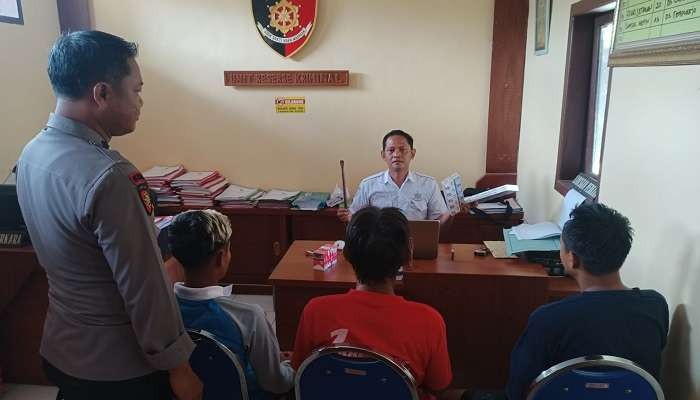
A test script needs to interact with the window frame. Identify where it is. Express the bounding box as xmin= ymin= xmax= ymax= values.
xmin=554 ymin=0 xmax=615 ymax=196
xmin=0 ymin=0 xmax=23 ymax=25
xmin=584 ymin=12 xmax=613 ymax=177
